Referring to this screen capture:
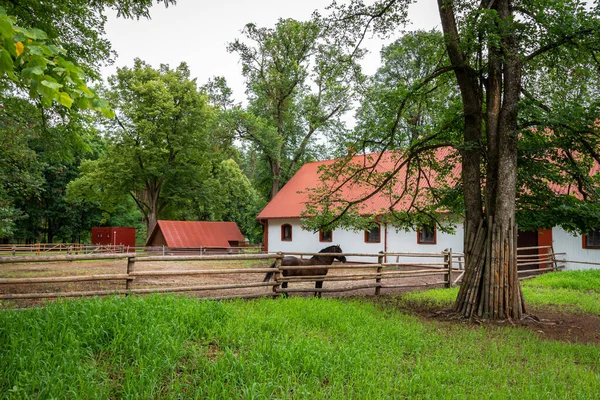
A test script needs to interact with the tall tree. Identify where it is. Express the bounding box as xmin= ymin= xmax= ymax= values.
xmin=353 ymin=29 xmax=459 ymax=149
xmin=68 ymin=60 xmax=215 ymax=239
xmin=308 ymin=0 xmax=600 ymax=320
xmin=228 ymin=17 xmax=362 ymax=199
